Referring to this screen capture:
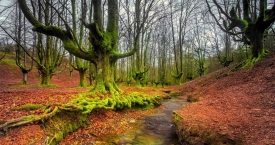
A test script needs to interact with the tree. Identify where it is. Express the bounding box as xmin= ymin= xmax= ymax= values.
xmin=70 ymin=0 xmax=89 ymax=87
xmin=34 ymin=0 xmax=65 ymax=85
xmin=191 ymin=11 xmax=209 ymax=77
xmin=132 ymin=0 xmax=156 ymax=87
xmin=18 ymin=0 xmax=136 ymax=94
xmin=14 ymin=7 xmax=33 ymax=84
xmin=206 ymin=0 xmax=275 ymax=59
xmin=210 ymin=23 xmax=234 ymax=67
xmin=170 ymin=0 xmax=183 ymax=86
